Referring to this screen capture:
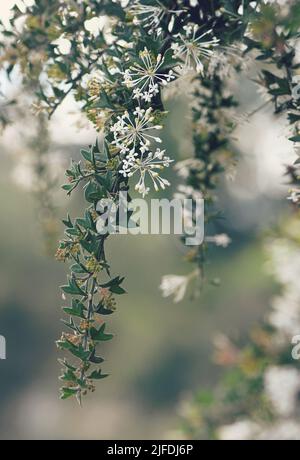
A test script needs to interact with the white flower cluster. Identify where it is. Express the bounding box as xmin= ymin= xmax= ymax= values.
xmin=113 ymin=10 xmax=219 ymax=200
xmin=171 ymin=24 xmax=219 ymax=74
xmin=120 ymin=147 xmax=172 ymax=197
xmin=111 ymin=107 xmax=163 ymax=154
xmin=264 ymin=366 xmax=300 ymax=417
xmin=114 ymin=12 xmax=219 ymax=199
xmin=111 ymin=105 xmax=173 ymax=196
xmin=218 ymin=418 xmax=300 ymax=441
xmin=125 ymin=0 xmax=185 ymax=35
xmin=217 ymin=234 xmax=300 ymax=440
xmin=123 ymin=48 xmax=175 ymax=102
xmin=267 ymin=238 xmax=300 ymax=337
xmin=218 ymin=365 xmax=300 ymax=440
